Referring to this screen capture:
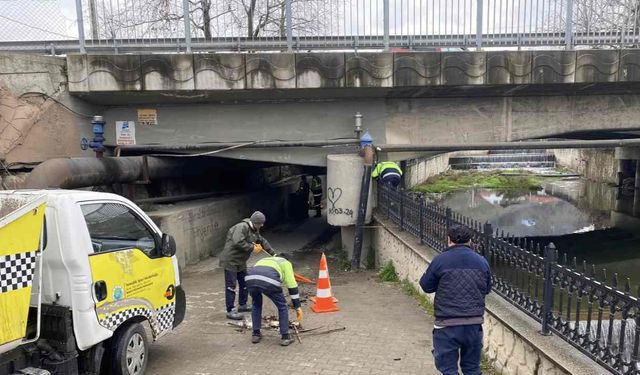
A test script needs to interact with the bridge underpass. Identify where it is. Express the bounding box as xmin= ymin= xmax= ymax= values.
xmin=4 ymin=49 xmax=640 ymax=375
